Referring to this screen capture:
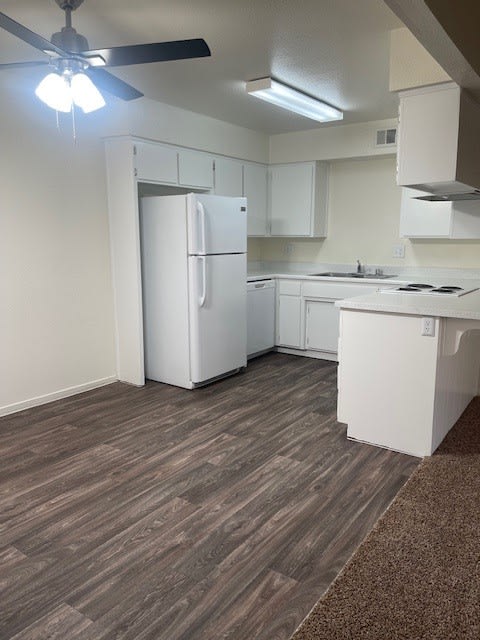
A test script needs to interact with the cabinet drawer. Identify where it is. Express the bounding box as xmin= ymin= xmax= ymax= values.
xmin=278 ymin=280 xmax=302 ymax=296
xmin=303 ymin=281 xmax=378 ymax=299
